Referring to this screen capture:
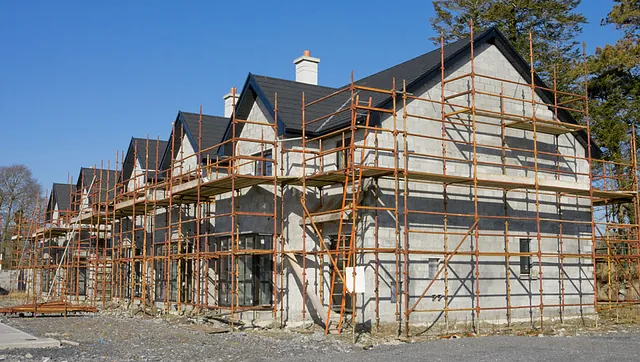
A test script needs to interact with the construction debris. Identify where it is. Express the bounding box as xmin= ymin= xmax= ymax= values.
xmin=0 ymin=301 xmax=97 ymax=315
xmin=5 ymin=24 xmax=639 ymax=338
